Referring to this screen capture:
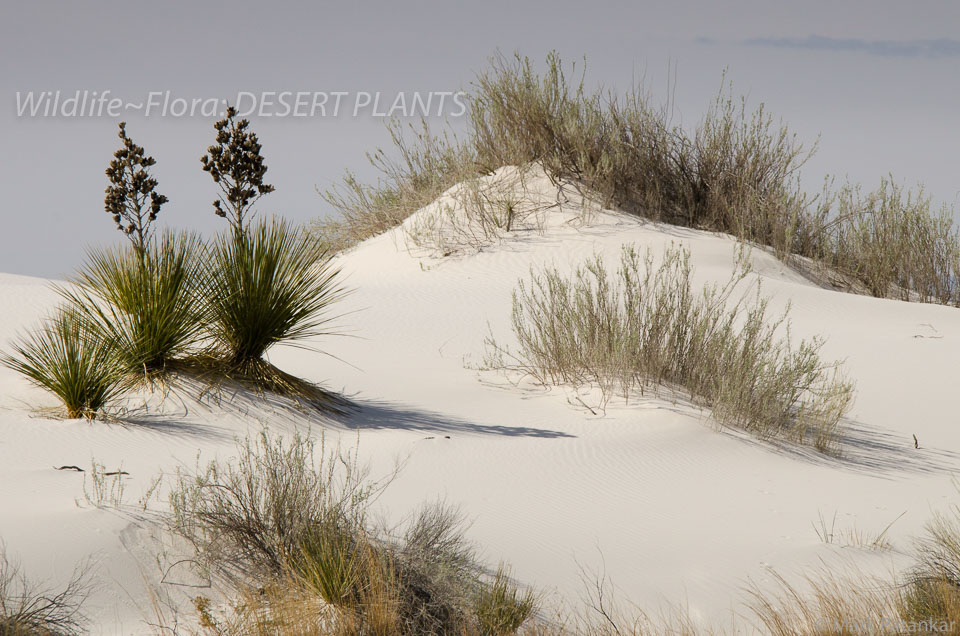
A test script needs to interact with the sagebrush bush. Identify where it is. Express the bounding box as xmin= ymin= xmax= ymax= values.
xmin=62 ymin=230 xmax=207 ymax=376
xmin=487 ymin=244 xmax=853 ymax=451
xmin=807 ymin=177 xmax=960 ymax=303
xmin=1 ymin=307 xmax=127 ymax=419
